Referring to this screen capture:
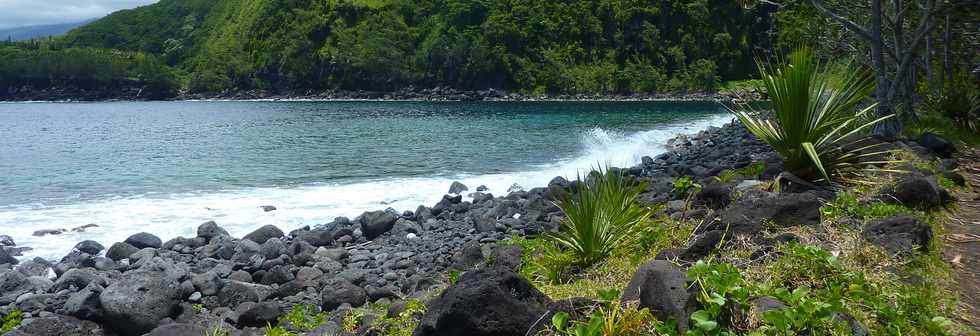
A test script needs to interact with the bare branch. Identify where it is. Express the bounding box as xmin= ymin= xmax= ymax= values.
xmin=809 ymin=0 xmax=873 ymax=41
